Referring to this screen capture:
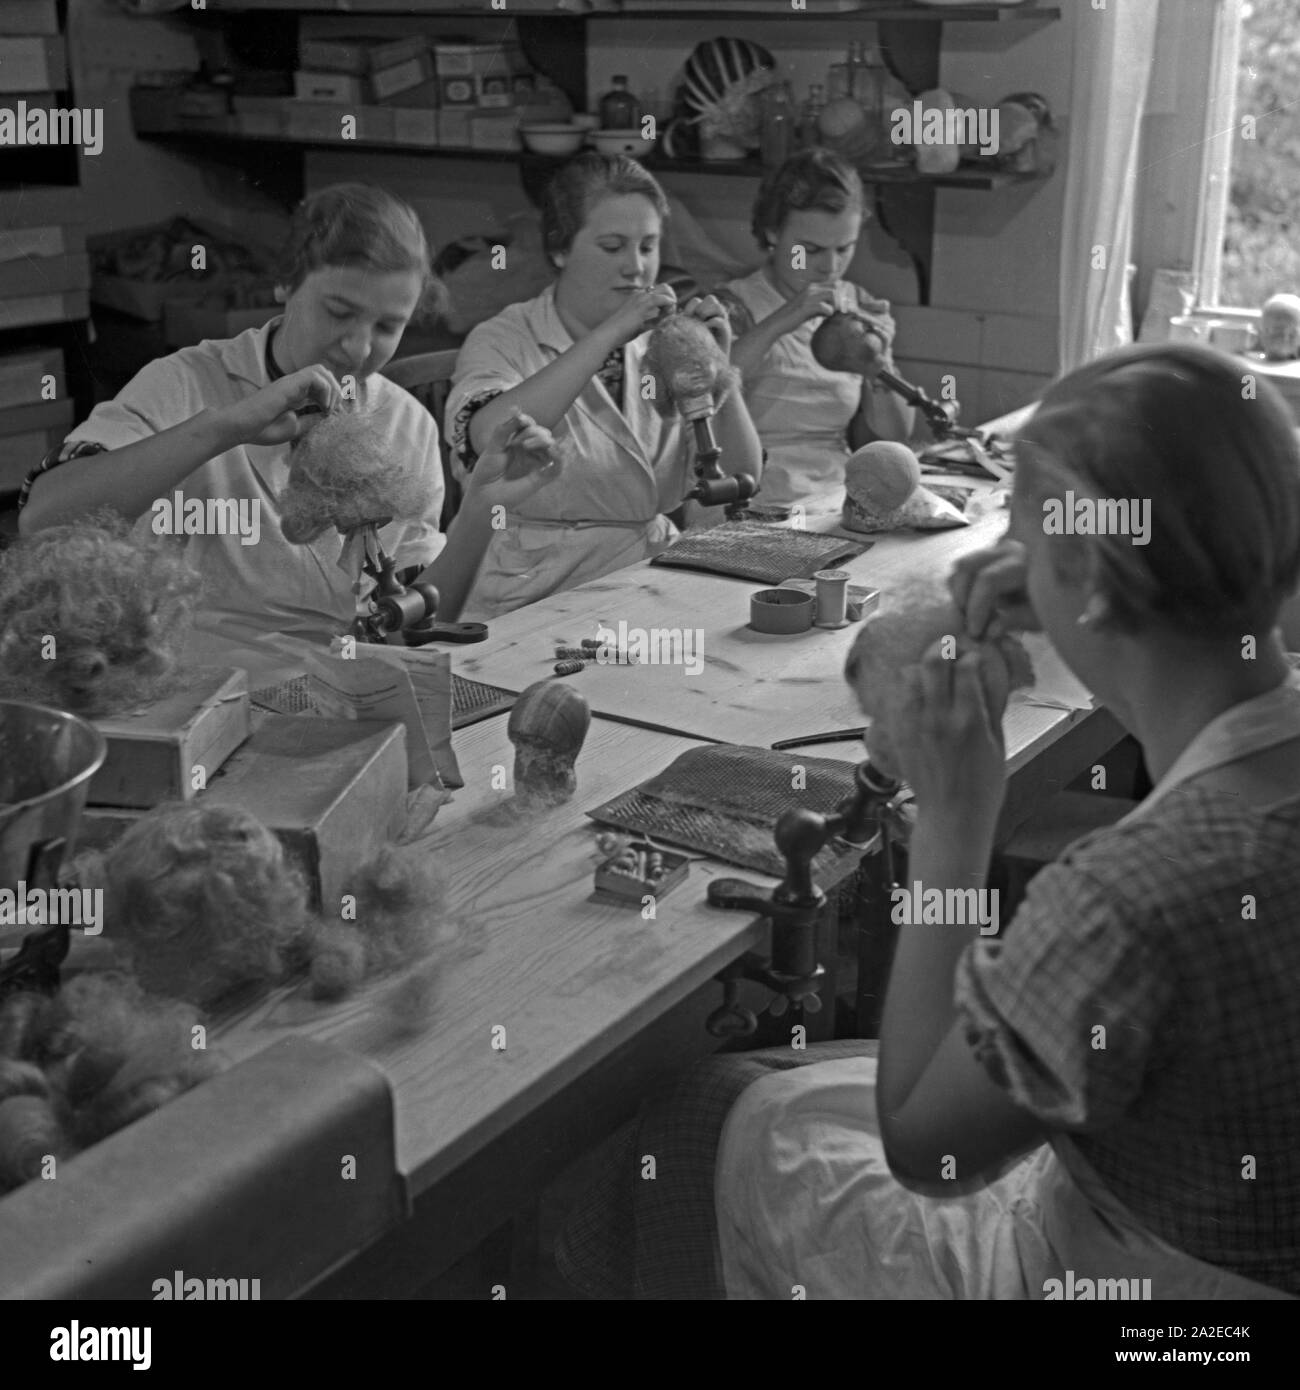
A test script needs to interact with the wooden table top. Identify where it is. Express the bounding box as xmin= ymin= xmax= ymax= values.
xmin=455 ymin=489 xmax=1095 ymax=774
xmin=215 ymin=713 xmax=782 ymax=1200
